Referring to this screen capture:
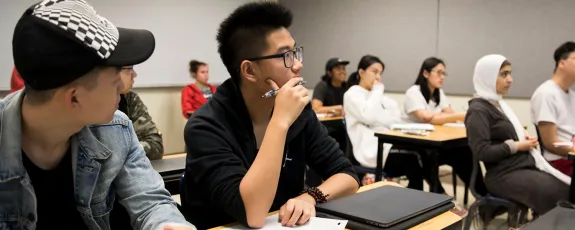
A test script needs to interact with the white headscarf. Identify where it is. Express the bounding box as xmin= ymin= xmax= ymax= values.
xmin=473 ymin=54 xmax=570 ymax=185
